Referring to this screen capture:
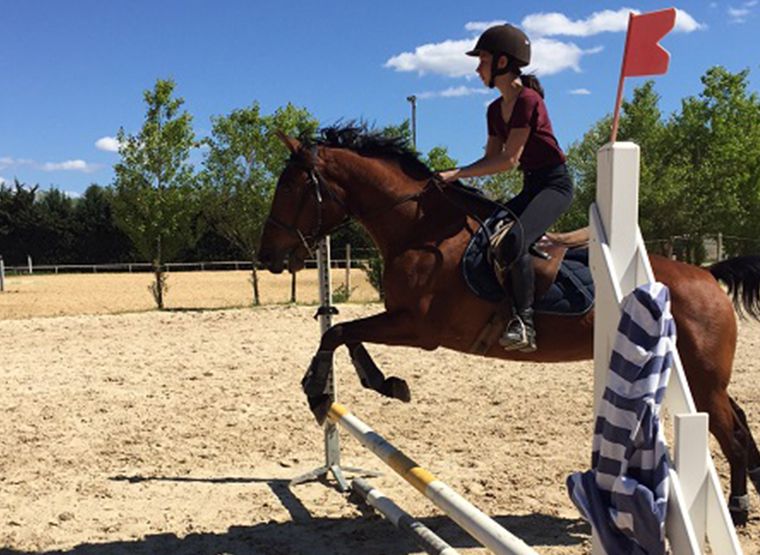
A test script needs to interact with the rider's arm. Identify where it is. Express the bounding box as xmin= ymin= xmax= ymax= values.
xmin=441 ymin=128 xmax=529 ymax=181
